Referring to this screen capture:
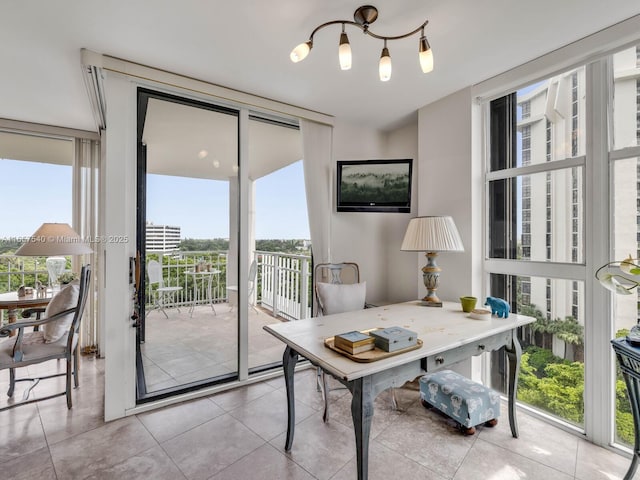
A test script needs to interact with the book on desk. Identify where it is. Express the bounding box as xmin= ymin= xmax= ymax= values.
xmin=334 ymin=331 xmax=375 ymax=355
